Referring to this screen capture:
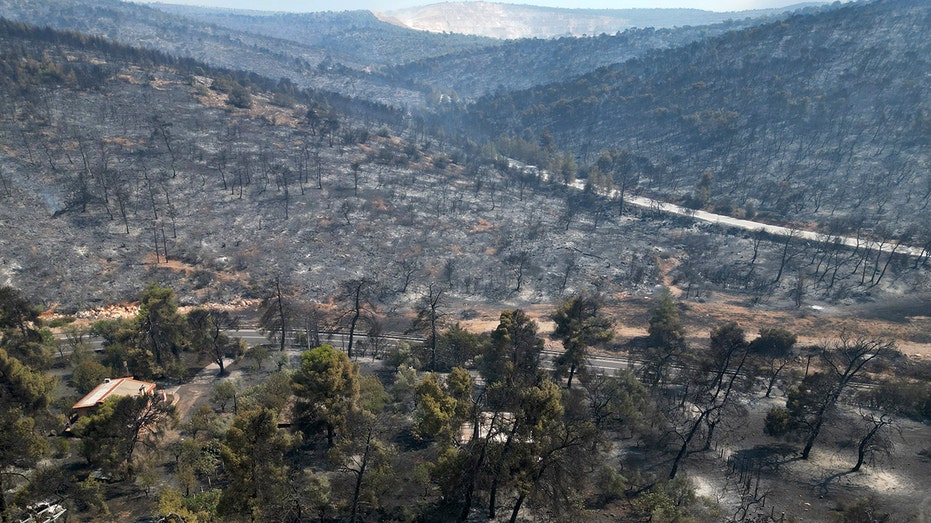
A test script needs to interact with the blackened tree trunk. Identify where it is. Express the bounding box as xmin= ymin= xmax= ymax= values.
xmin=489 ymin=422 xmax=519 ymax=519
xmin=350 ymin=429 xmax=373 ymax=523
xmin=339 ymin=278 xmax=375 ymax=361
xmin=459 ymin=409 xmax=496 ymax=523
xmin=347 ymin=290 xmax=361 ymax=360
xmin=0 ymin=474 xmax=8 ymax=523
xmin=802 ymin=338 xmax=895 ymax=460
xmin=275 ymin=278 xmax=286 ymax=353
